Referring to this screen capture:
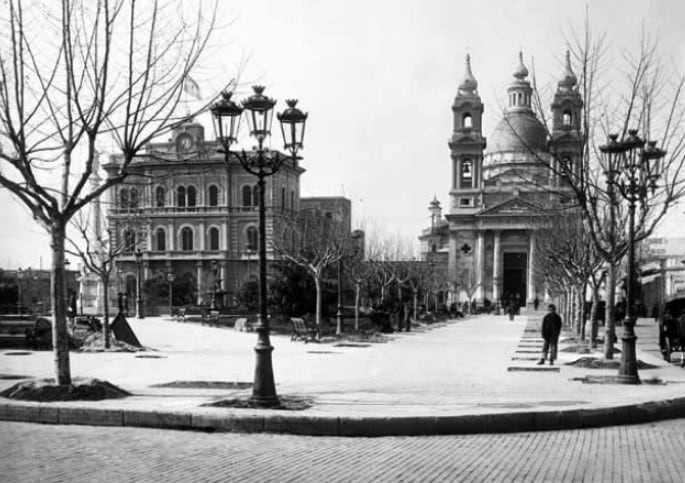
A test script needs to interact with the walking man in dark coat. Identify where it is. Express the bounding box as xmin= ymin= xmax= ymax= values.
xmin=538 ymin=304 xmax=562 ymax=365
